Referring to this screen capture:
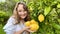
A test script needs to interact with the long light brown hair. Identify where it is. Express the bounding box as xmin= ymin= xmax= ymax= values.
xmin=12 ymin=2 xmax=30 ymax=24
